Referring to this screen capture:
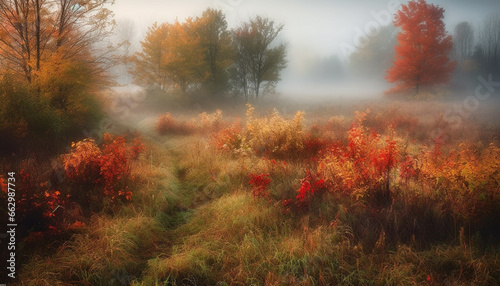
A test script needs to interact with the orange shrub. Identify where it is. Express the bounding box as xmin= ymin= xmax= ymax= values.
xmin=212 ymin=120 xmax=243 ymax=152
xmin=62 ymin=139 xmax=102 ymax=185
xmin=156 ymin=113 xmax=194 ymax=135
xmin=318 ymin=110 xmax=398 ymax=206
xmin=63 ymin=133 xmax=144 ymax=204
xmin=416 ymin=142 xmax=500 ymax=219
